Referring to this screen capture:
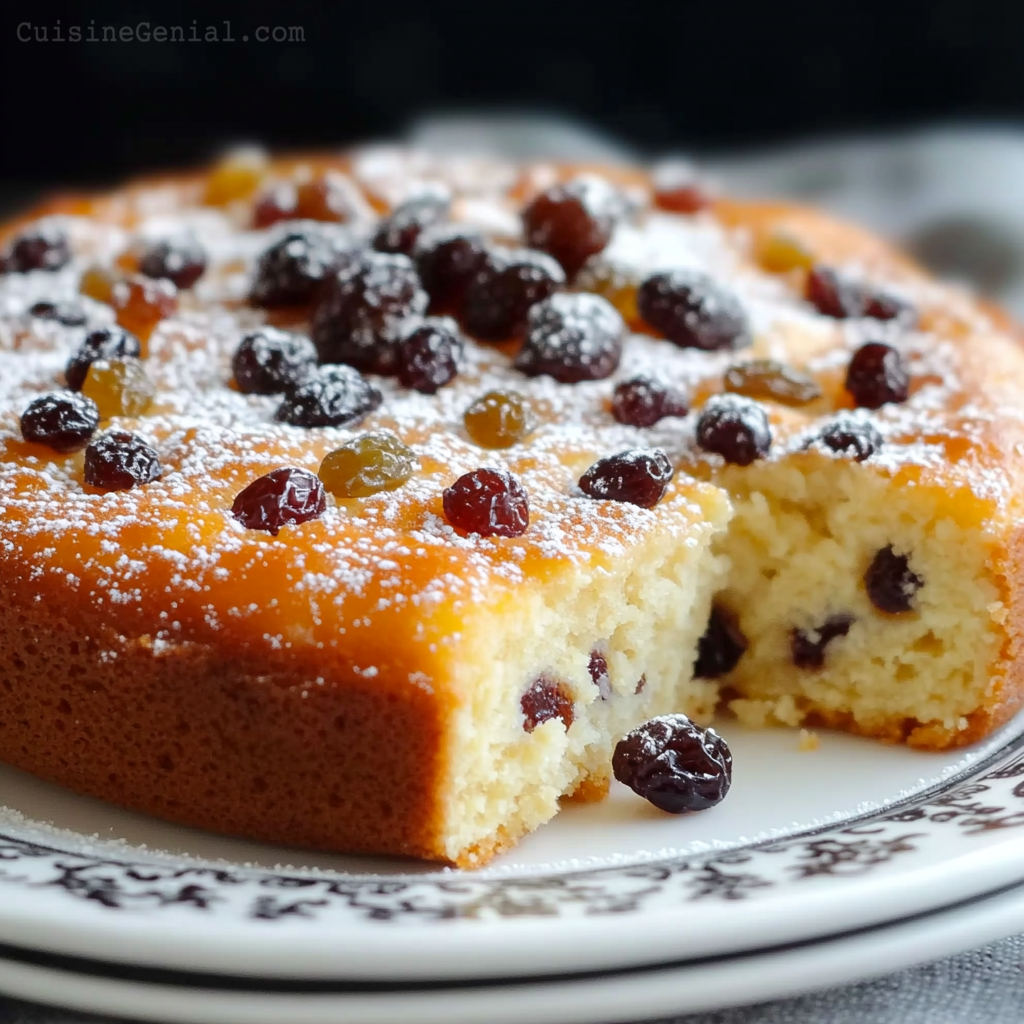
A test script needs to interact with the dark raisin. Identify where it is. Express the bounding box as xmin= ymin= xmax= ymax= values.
xmin=276 ymin=365 xmax=383 ymax=428
xmin=372 ymin=194 xmax=450 ymax=256
xmin=814 ymin=416 xmax=883 ymax=461
xmin=20 ymin=392 xmax=100 ymax=453
xmin=311 ymin=251 xmax=428 ymax=373
xmin=231 ymin=467 xmax=327 ymax=536
xmin=396 ymin=318 xmax=462 ymax=394
xmin=611 ymin=376 xmax=689 ymax=427
xmin=845 ymin=342 xmax=910 ymax=409
xmin=521 ymin=675 xmax=574 ymax=732
xmin=138 ymin=237 xmax=208 ymax=289
xmin=413 ymin=225 xmax=489 ymax=312
xmin=638 ymin=270 xmax=750 ymax=351
xmin=83 ymin=430 xmax=162 ymax=491
xmin=462 ymin=248 xmax=565 ymax=342
xmin=514 ymin=293 xmax=624 ymax=383
xmin=252 ymin=182 xmax=298 ymax=228
xmin=232 ymin=328 xmax=318 ymax=395
xmin=521 ymin=178 xmax=621 ymax=278
xmin=865 ymin=546 xmax=922 ymax=614
xmin=612 ymin=714 xmax=732 ymax=814
xmin=589 ymin=649 xmax=613 ymax=700
xmin=791 ymin=613 xmax=855 ymax=669
xmin=651 ymin=161 xmax=715 ymax=214
xmin=695 ymin=394 xmax=771 ymax=466
xmin=28 ymin=300 xmax=88 ymax=326
xmin=724 ymin=359 xmax=822 ymax=407
xmin=693 ymin=605 xmax=747 ymax=678
xmin=442 ymin=468 xmax=529 ymax=538
xmin=806 ymin=266 xmax=913 ymax=323
xmin=66 ymin=327 xmax=142 ymax=391
xmin=578 ymin=448 xmax=673 ymax=509
xmin=249 ymin=226 xmax=358 ymax=307
xmin=2 ymin=224 xmax=71 ymax=273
